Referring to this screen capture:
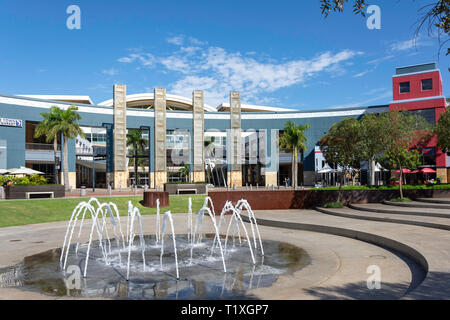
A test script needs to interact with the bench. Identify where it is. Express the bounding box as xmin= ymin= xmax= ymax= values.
xmin=25 ymin=191 xmax=54 ymax=199
xmin=177 ymin=189 xmax=197 ymax=195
